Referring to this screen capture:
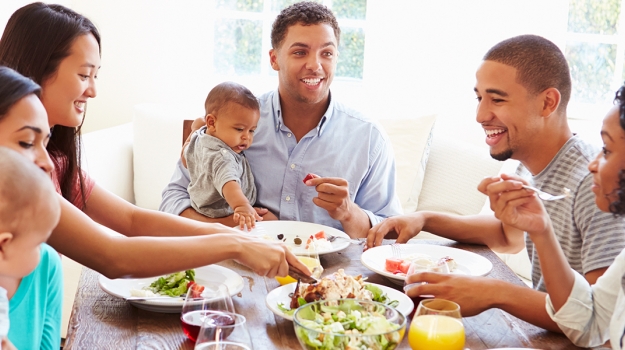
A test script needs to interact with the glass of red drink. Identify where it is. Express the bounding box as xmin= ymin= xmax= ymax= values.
xmin=181 ymin=282 xmax=234 ymax=342
xmin=194 ymin=313 xmax=252 ymax=350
